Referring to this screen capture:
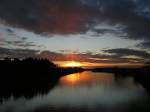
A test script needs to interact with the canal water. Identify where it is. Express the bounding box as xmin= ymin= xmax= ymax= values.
xmin=0 ymin=71 xmax=150 ymax=112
